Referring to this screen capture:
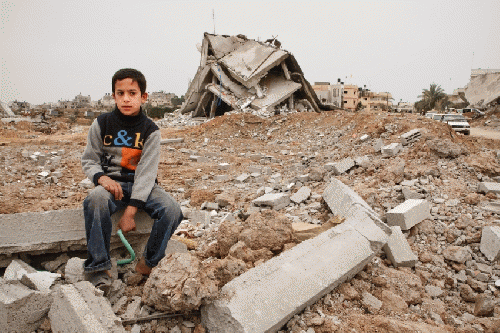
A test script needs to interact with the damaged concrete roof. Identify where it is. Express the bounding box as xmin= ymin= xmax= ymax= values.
xmin=464 ymin=73 xmax=500 ymax=107
xmin=180 ymin=33 xmax=336 ymax=117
